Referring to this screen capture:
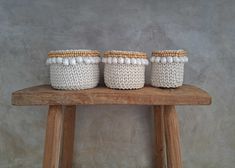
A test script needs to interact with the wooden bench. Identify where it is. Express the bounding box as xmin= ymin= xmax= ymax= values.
xmin=12 ymin=84 xmax=211 ymax=168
